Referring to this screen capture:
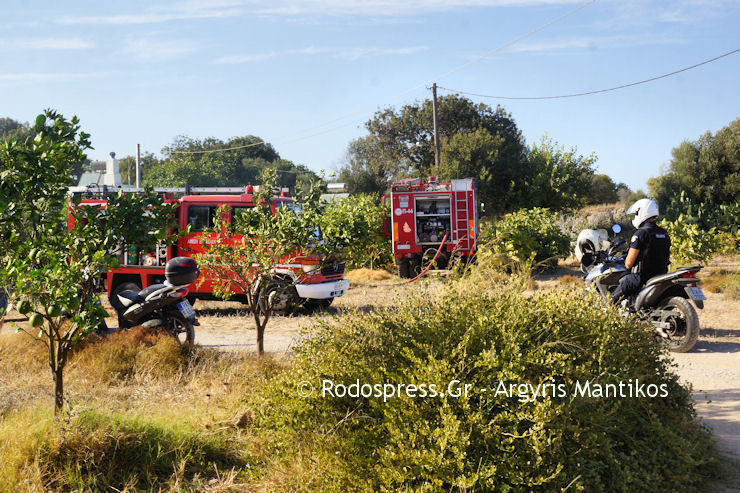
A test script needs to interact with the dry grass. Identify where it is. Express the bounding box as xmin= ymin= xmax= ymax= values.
xmin=0 ymin=326 xmax=287 ymax=490
xmin=701 ymin=268 xmax=740 ymax=299
xmin=578 ymin=202 xmax=624 ymax=215
xmin=558 ymin=274 xmax=583 ymax=286
xmin=345 ymin=267 xmax=395 ymax=284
